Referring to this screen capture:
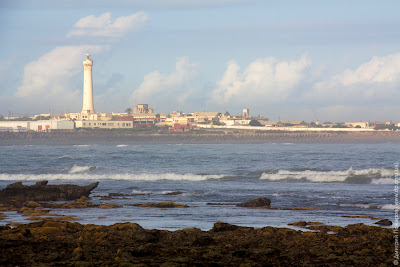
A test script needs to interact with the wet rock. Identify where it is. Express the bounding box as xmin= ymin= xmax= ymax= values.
xmin=0 ymin=180 xmax=99 ymax=207
xmin=288 ymin=221 xmax=308 ymax=227
xmin=375 ymin=219 xmax=392 ymax=226
xmin=0 ymin=221 xmax=393 ymax=266
xmin=98 ymin=203 xmax=122 ymax=209
xmin=211 ymin=221 xmax=241 ymax=232
xmin=236 ymin=197 xmax=271 ymax=208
